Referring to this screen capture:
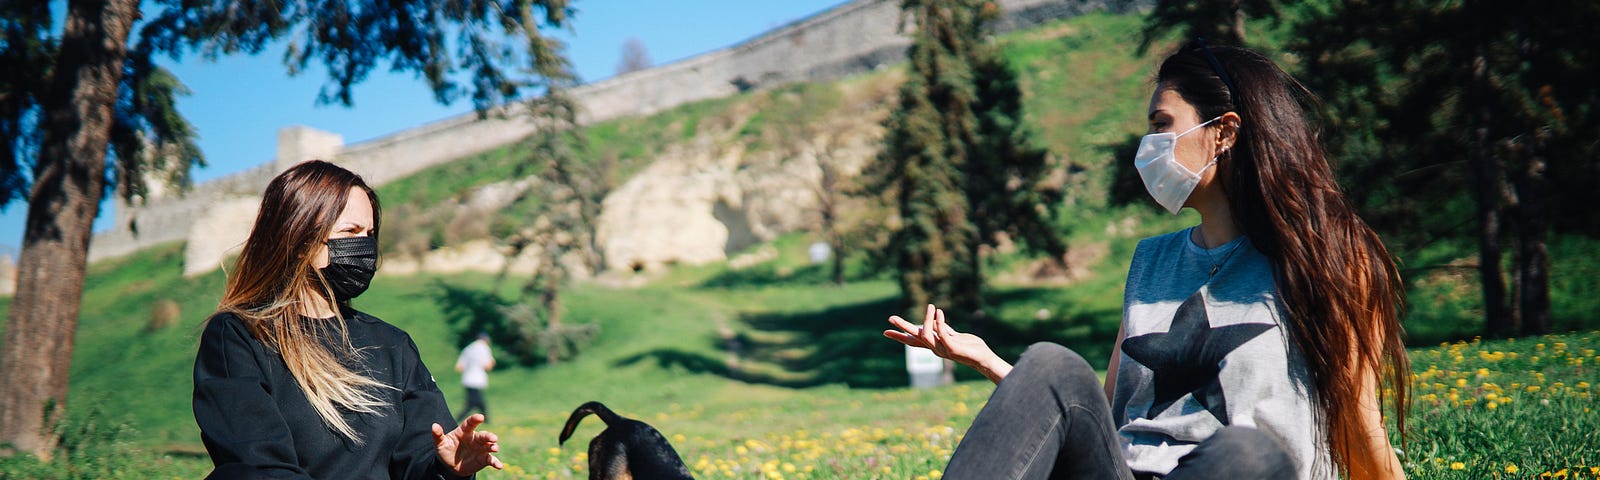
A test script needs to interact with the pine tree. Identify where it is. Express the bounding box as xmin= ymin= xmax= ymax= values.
xmin=1291 ymin=0 xmax=1600 ymax=337
xmin=867 ymin=0 xmax=1063 ymax=328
